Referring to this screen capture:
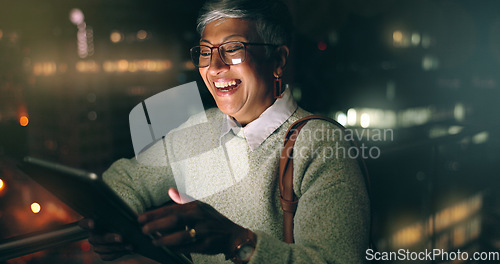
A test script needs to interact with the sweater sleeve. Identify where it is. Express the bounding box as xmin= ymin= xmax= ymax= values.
xmin=249 ymin=120 xmax=370 ymax=264
xmin=102 ymin=140 xmax=177 ymax=214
